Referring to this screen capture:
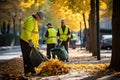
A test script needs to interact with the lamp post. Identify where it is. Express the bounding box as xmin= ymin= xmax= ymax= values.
xmin=12 ymin=12 xmax=16 ymax=36
xmin=80 ymin=22 xmax=82 ymax=50
xmin=12 ymin=12 xmax=16 ymax=46
xmin=19 ymin=18 xmax=21 ymax=34
xmin=18 ymin=12 xmax=22 ymax=34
